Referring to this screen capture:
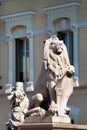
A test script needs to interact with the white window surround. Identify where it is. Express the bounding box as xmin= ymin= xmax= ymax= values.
xmin=0 ymin=11 xmax=36 ymax=36
xmin=42 ymin=2 xmax=81 ymax=86
xmin=6 ymin=33 xmax=34 ymax=85
xmin=42 ymin=2 xmax=81 ymax=34
xmin=0 ymin=11 xmax=36 ymax=85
